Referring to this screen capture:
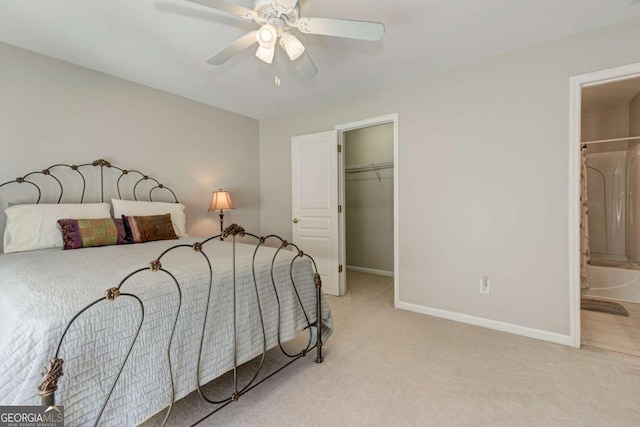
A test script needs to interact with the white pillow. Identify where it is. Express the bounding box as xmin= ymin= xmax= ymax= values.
xmin=111 ymin=199 xmax=187 ymax=237
xmin=3 ymin=203 xmax=111 ymax=254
